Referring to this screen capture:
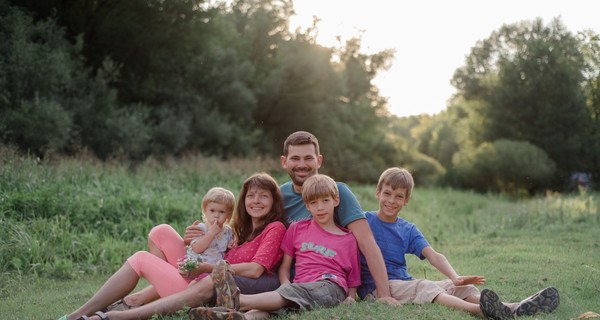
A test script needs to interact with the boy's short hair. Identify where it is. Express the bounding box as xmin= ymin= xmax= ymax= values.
xmin=376 ymin=167 xmax=414 ymax=199
xmin=302 ymin=174 xmax=338 ymax=203
xmin=202 ymin=187 xmax=235 ymax=219
xmin=283 ymin=131 xmax=320 ymax=156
